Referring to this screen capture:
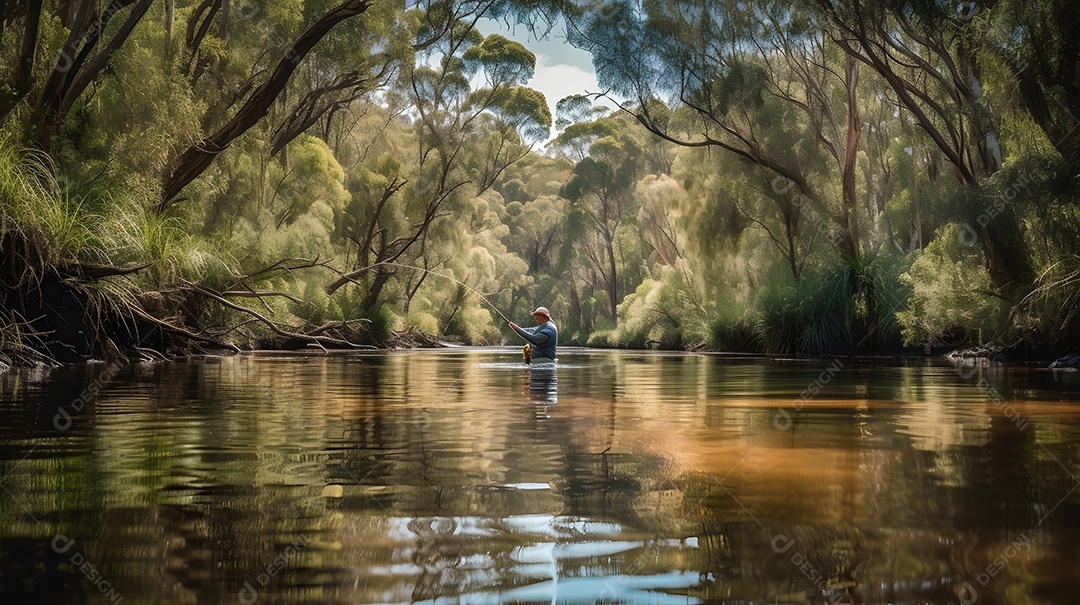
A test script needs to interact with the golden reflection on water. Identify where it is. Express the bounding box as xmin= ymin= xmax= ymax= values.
xmin=0 ymin=349 xmax=1079 ymax=604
